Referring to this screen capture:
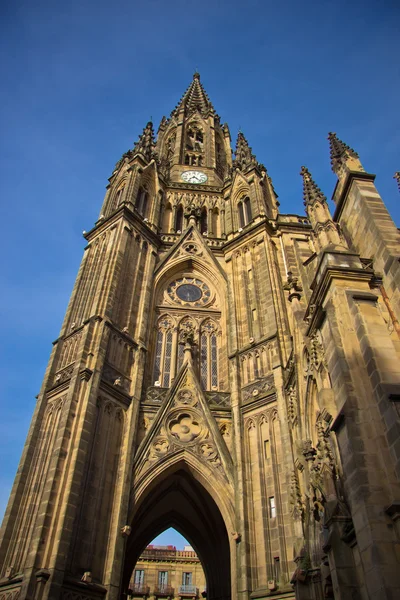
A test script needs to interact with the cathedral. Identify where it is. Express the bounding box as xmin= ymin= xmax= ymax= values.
xmin=1 ymin=73 xmax=400 ymax=600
